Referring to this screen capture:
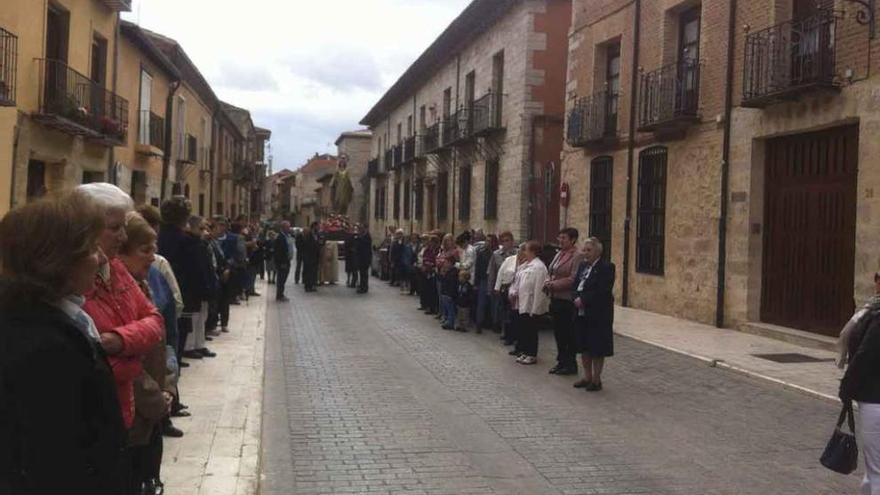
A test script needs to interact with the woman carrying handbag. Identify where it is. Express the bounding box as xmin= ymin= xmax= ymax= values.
xmin=838 ymin=290 xmax=880 ymax=493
